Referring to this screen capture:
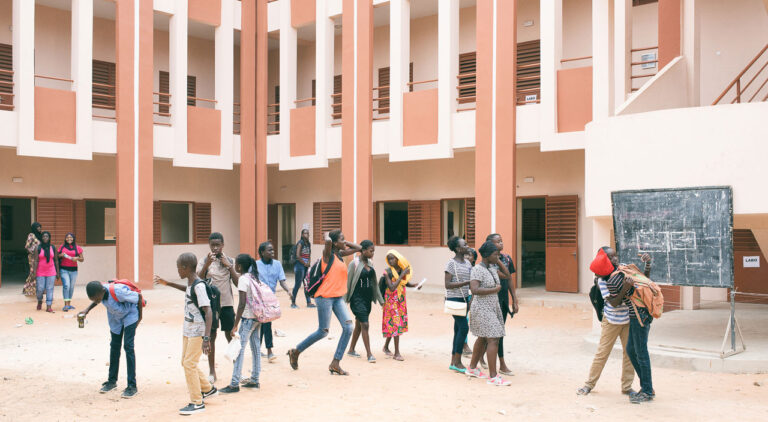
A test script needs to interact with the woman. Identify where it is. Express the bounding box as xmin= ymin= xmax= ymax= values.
xmin=32 ymin=231 xmax=60 ymax=313
xmin=466 ymin=241 xmax=510 ymax=386
xmin=23 ymin=222 xmax=43 ymax=296
xmin=445 ymin=236 xmax=472 ymax=373
xmin=287 ymin=230 xmax=361 ymax=375
xmin=58 ymin=233 xmax=84 ymax=311
xmin=345 ymin=240 xmax=384 ymax=363
xmin=291 ymin=228 xmax=315 ymax=309
xmin=486 ymin=233 xmax=518 ymax=376
xmin=381 ymin=250 xmax=418 ymax=361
